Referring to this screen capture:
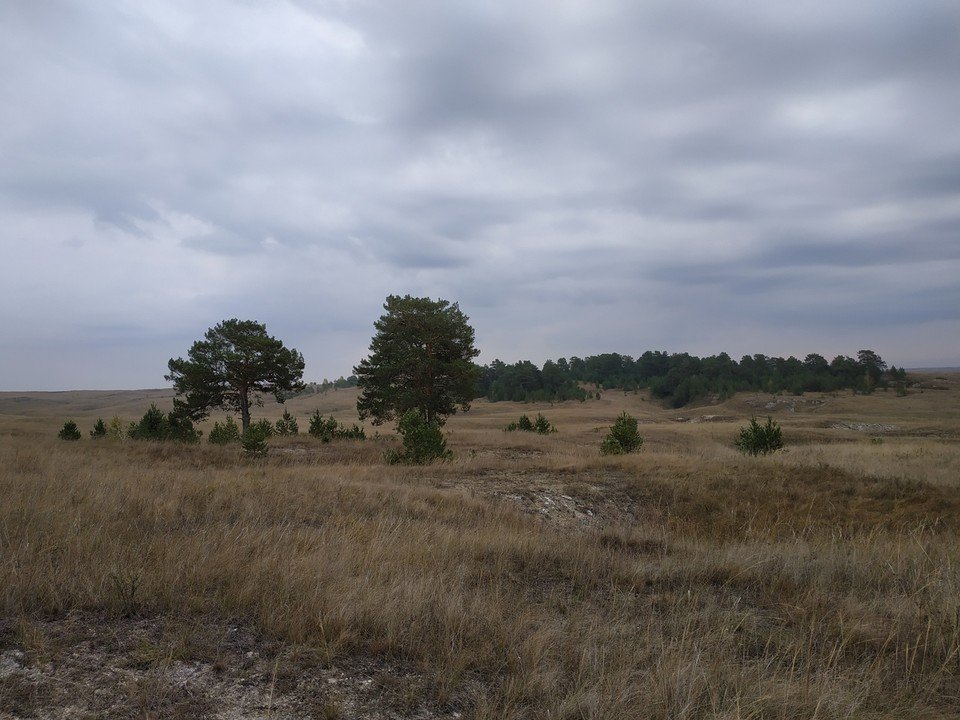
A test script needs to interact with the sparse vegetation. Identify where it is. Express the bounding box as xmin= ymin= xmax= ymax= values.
xmin=308 ymin=411 xmax=365 ymax=442
xmin=108 ymin=416 xmax=126 ymax=440
xmin=2 ymin=373 xmax=959 ymax=718
xmin=735 ymin=415 xmax=784 ymax=456
xmin=504 ymin=412 xmax=556 ymax=434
